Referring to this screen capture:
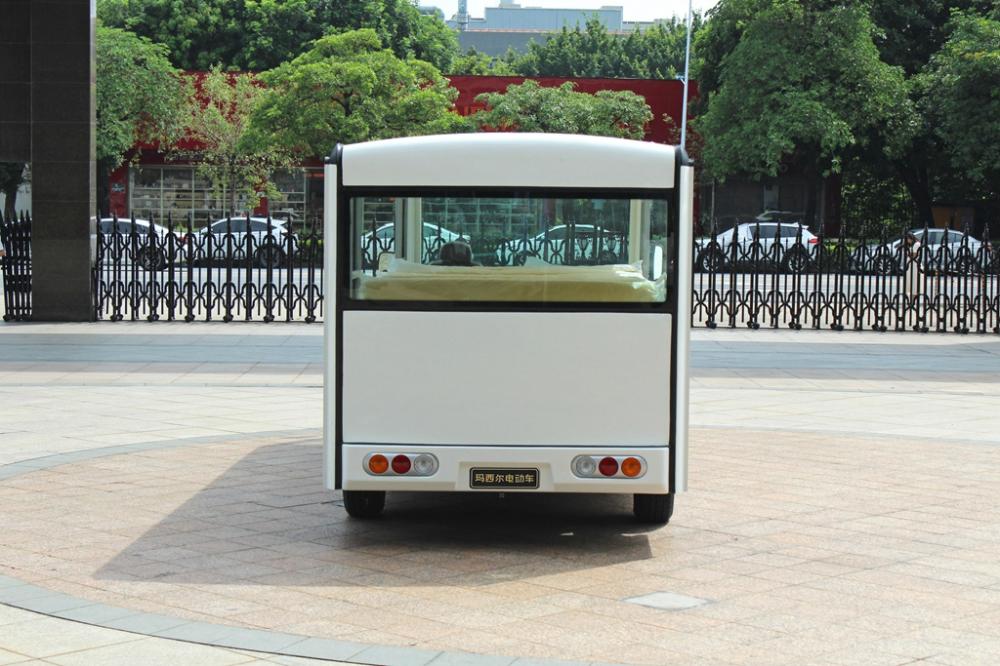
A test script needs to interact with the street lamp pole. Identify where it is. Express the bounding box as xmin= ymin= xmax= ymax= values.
xmin=680 ymin=0 xmax=693 ymax=151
